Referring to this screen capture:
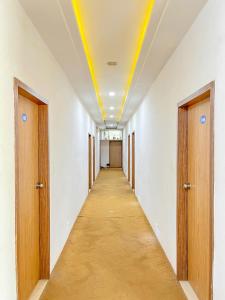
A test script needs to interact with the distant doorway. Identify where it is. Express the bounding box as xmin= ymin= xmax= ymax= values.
xmin=177 ymin=82 xmax=214 ymax=300
xmin=132 ymin=132 xmax=135 ymax=190
xmin=109 ymin=141 xmax=122 ymax=168
xmin=88 ymin=134 xmax=92 ymax=190
xmin=128 ymin=135 xmax=130 ymax=182
xmin=14 ymin=79 xmax=50 ymax=300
